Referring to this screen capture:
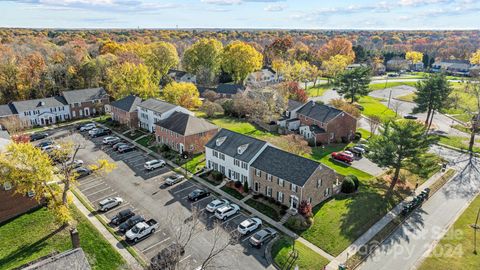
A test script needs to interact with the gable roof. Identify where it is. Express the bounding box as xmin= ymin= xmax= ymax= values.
xmin=21 ymin=248 xmax=91 ymax=270
xmin=137 ymin=98 xmax=177 ymax=114
xmin=111 ymin=95 xmax=142 ymax=113
xmin=251 ymin=146 xmax=322 ymax=187
xmin=12 ymin=96 xmax=67 ymax=112
xmin=287 ymin=99 xmax=304 ymax=111
xmin=0 ymin=104 xmax=17 ymax=117
xmin=296 ymin=101 xmax=344 ymax=124
xmin=62 ymin=87 xmax=107 ymax=104
xmin=157 ymin=112 xmax=218 ymax=136
xmin=216 ymin=83 xmax=245 ymax=95
xmin=205 ymin=128 xmax=267 ymax=163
